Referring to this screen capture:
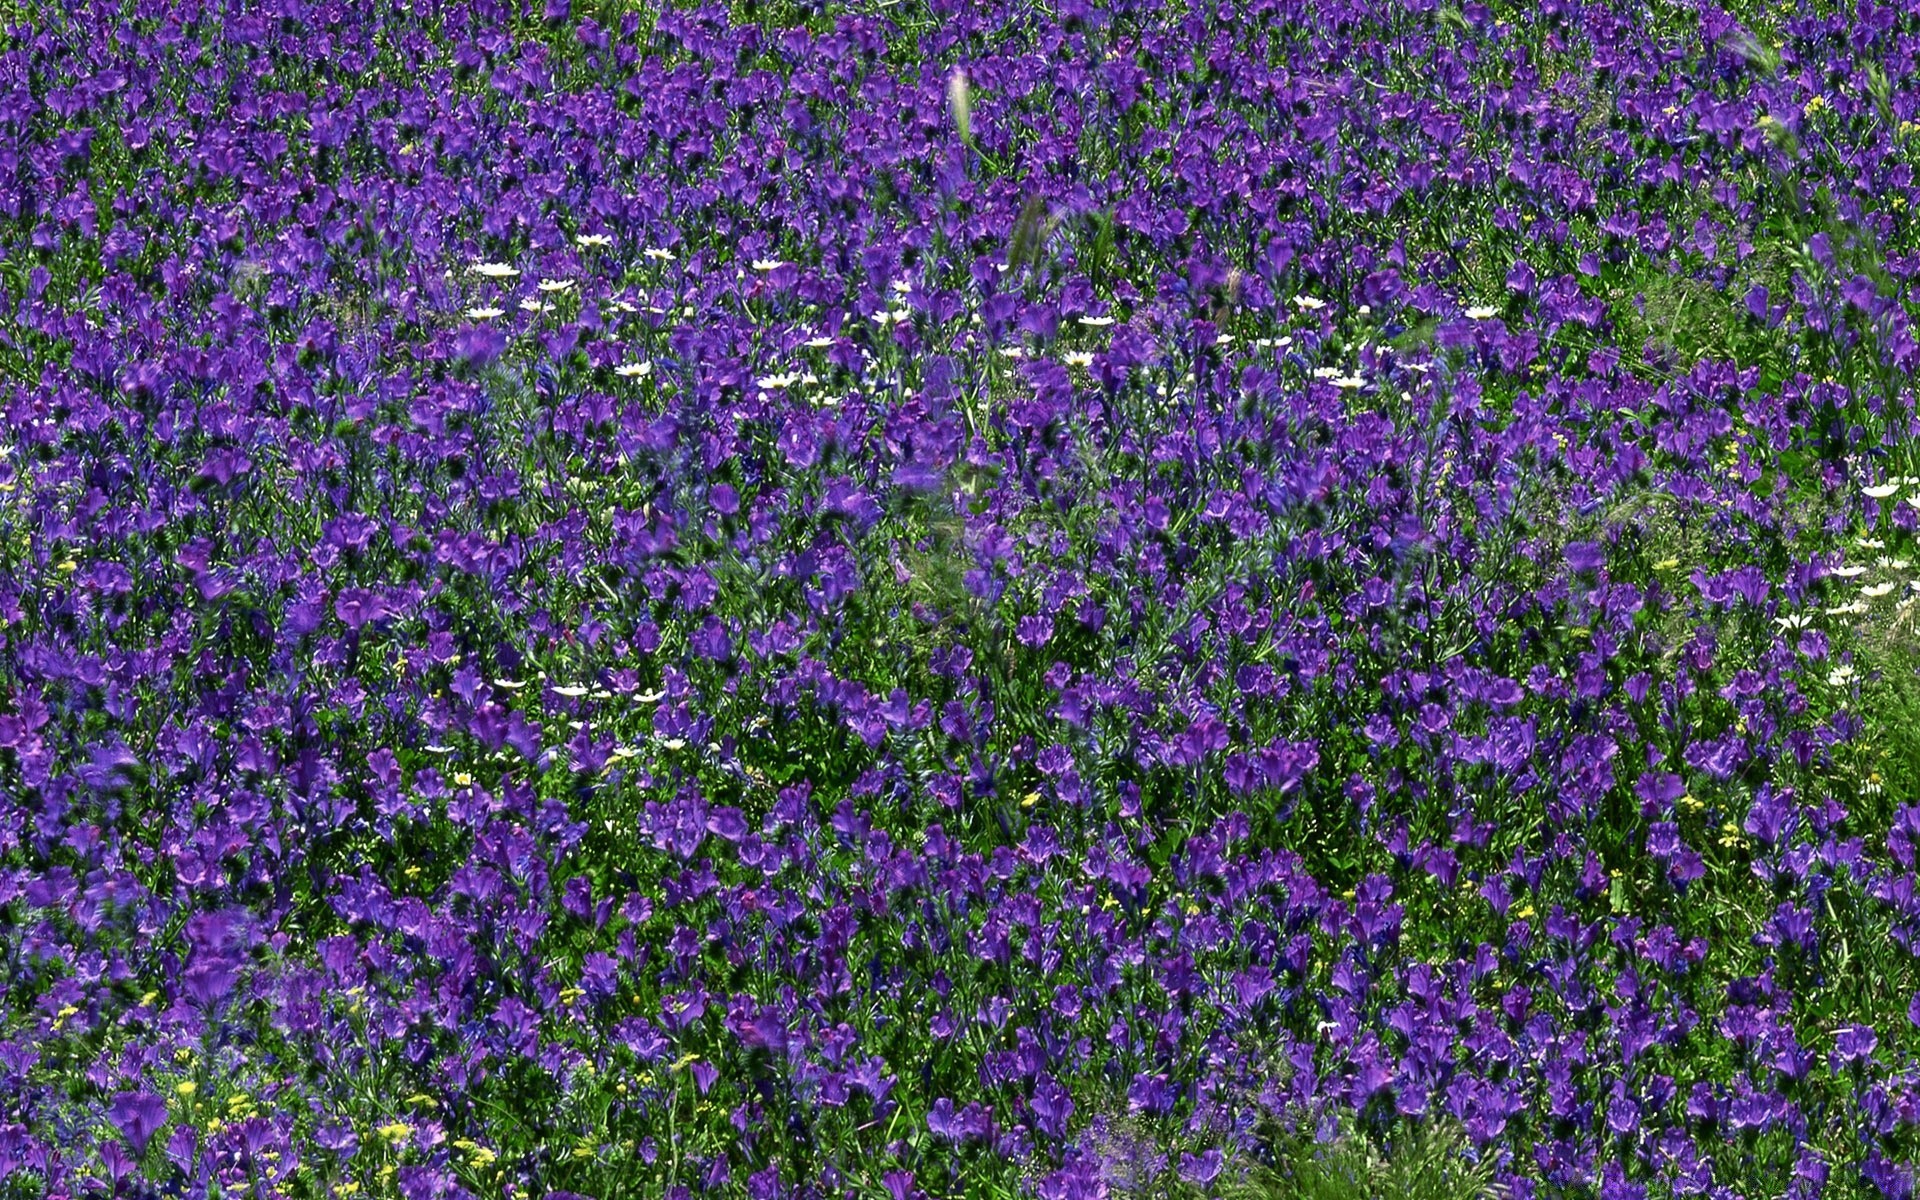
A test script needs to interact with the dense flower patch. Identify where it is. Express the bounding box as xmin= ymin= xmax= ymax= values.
xmin=7 ymin=0 xmax=1920 ymax=1197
